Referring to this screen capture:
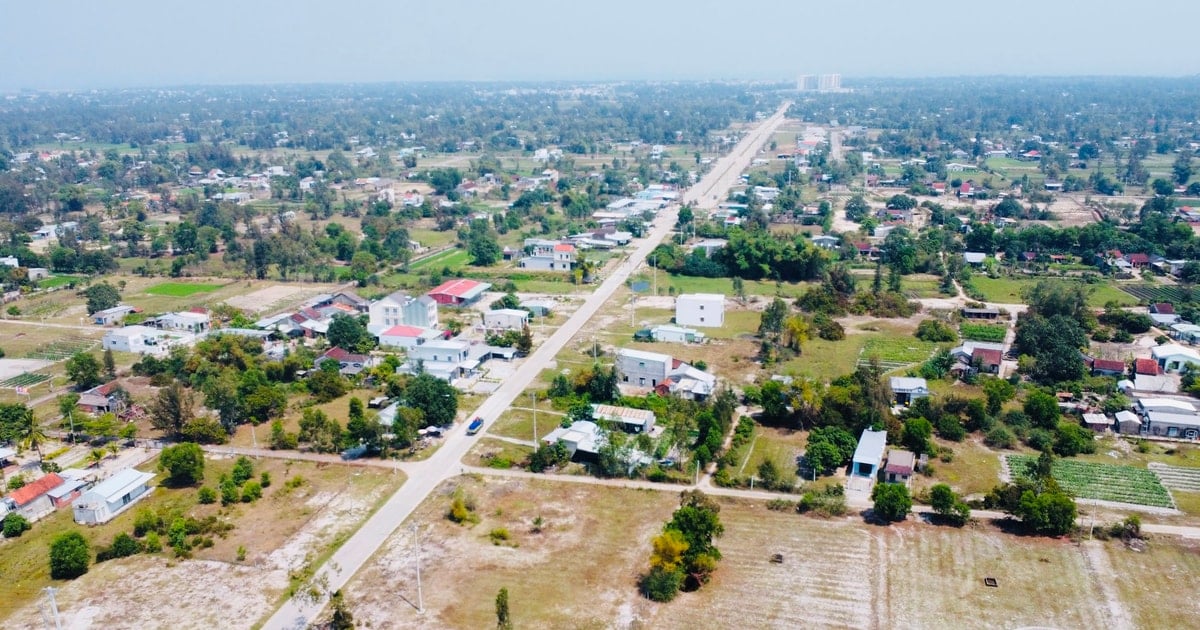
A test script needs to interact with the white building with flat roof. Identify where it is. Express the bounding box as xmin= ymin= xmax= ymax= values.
xmin=675 ymin=293 xmax=725 ymax=328
xmin=73 ymin=468 xmax=155 ymax=525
